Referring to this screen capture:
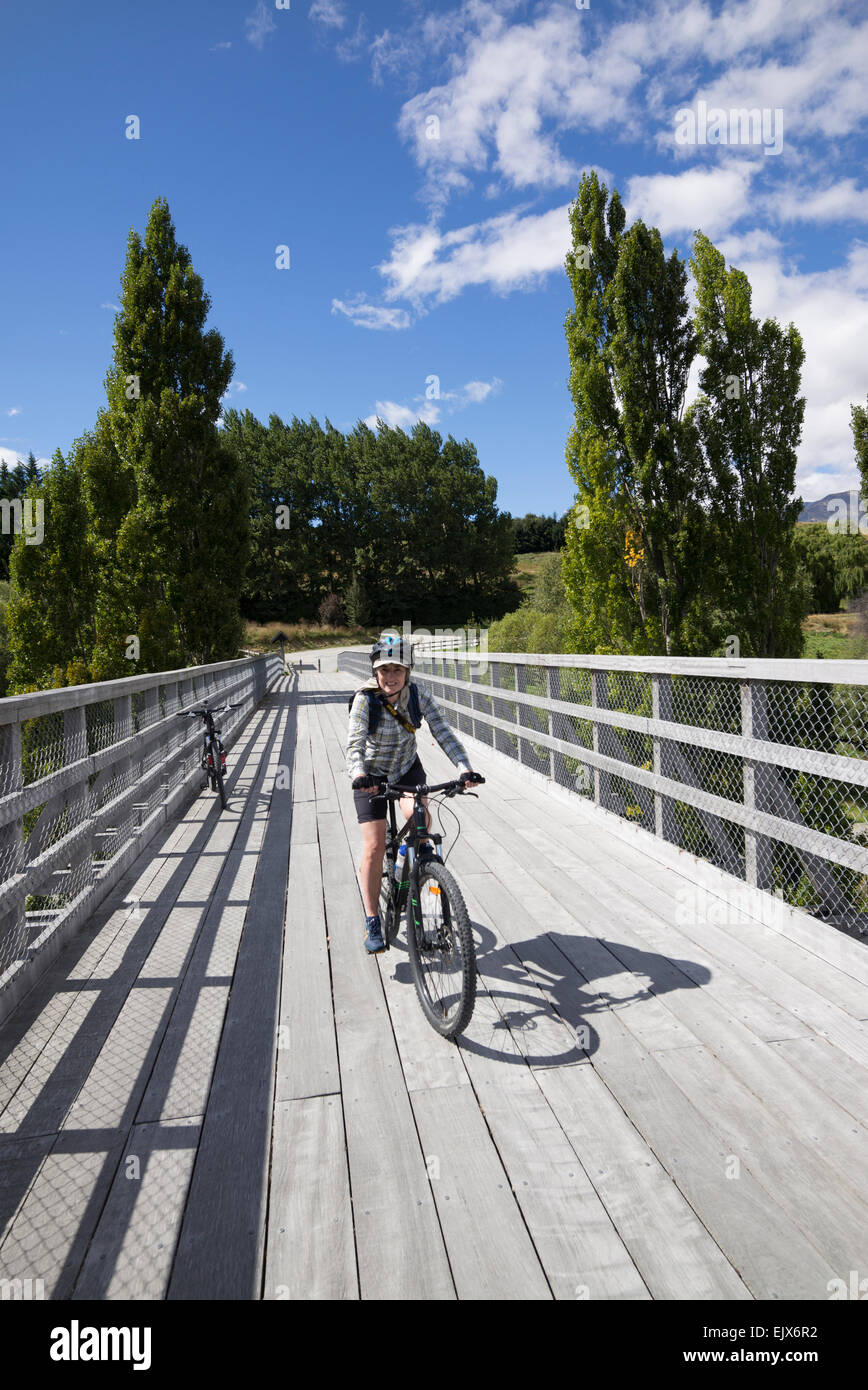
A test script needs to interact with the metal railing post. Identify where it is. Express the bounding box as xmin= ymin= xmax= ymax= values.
xmin=653 ymin=673 xmax=678 ymax=843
